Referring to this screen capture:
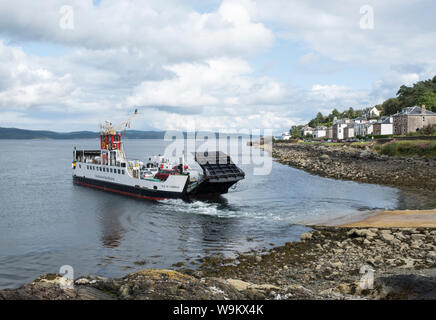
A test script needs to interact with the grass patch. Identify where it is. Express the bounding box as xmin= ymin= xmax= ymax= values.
xmin=299 ymin=140 xmax=344 ymax=146
xmin=350 ymin=141 xmax=371 ymax=148
xmin=379 ymin=140 xmax=436 ymax=158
